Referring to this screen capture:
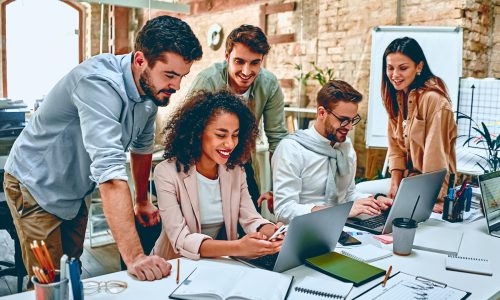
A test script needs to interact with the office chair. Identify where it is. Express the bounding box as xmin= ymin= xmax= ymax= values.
xmin=0 ymin=199 xmax=27 ymax=293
